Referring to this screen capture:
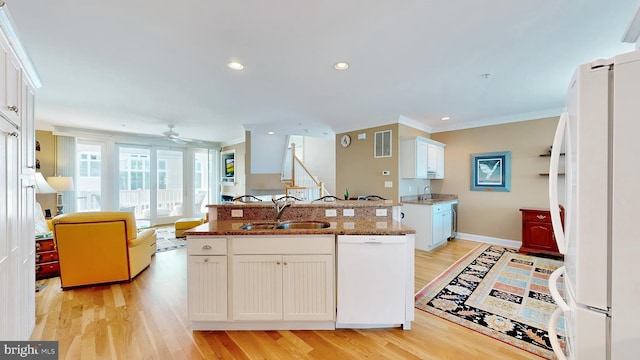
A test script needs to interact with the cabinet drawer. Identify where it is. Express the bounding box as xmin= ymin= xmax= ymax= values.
xmin=524 ymin=212 xmax=551 ymax=223
xmin=188 ymin=237 xmax=227 ymax=255
xmin=36 ymin=262 xmax=60 ymax=279
xmin=36 ymin=251 xmax=59 ymax=264
xmin=36 ymin=239 xmax=56 ymax=252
